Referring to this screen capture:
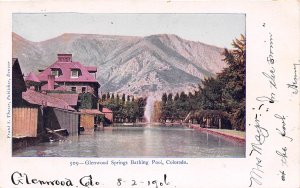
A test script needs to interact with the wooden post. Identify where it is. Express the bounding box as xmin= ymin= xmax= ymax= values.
xmin=206 ymin=118 xmax=209 ymax=128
